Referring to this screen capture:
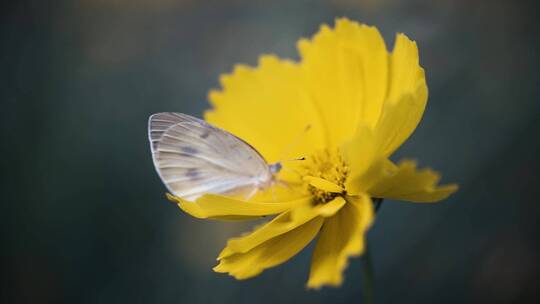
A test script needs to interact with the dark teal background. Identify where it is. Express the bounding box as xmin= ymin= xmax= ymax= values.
xmin=2 ymin=1 xmax=539 ymax=303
